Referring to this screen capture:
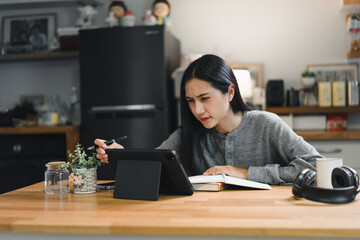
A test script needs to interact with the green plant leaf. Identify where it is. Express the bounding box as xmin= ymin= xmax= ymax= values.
xmin=65 ymin=143 xmax=102 ymax=170
xmin=302 ymin=70 xmax=315 ymax=77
